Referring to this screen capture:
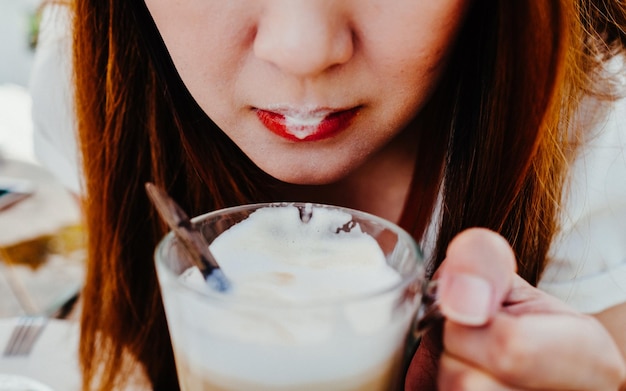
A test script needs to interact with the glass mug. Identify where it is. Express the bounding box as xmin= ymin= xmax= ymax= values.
xmin=154 ymin=202 xmax=438 ymax=391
